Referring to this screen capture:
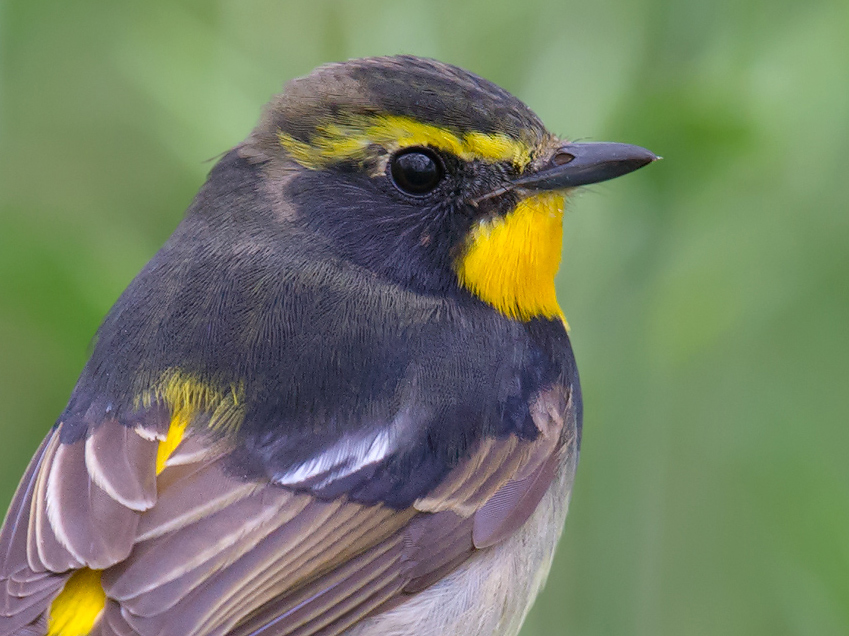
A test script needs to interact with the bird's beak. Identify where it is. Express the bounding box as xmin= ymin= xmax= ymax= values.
xmin=512 ymin=142 xmax=658 ymax=192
